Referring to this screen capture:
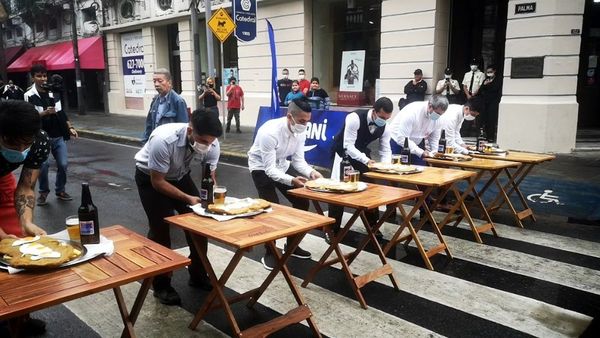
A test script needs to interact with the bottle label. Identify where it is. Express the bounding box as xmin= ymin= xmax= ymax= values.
xmin=200 ymin=189 xmax=208 ymax=201
xmin=80 ymin=220 xmax=95 ymax=235
xmin=438 ymin=144 xmax=445 ymax=153
xmin=401 ymin=154 xmax=409 ymax=164
xmin=477 ymin=140 xmax=485 ymax=151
